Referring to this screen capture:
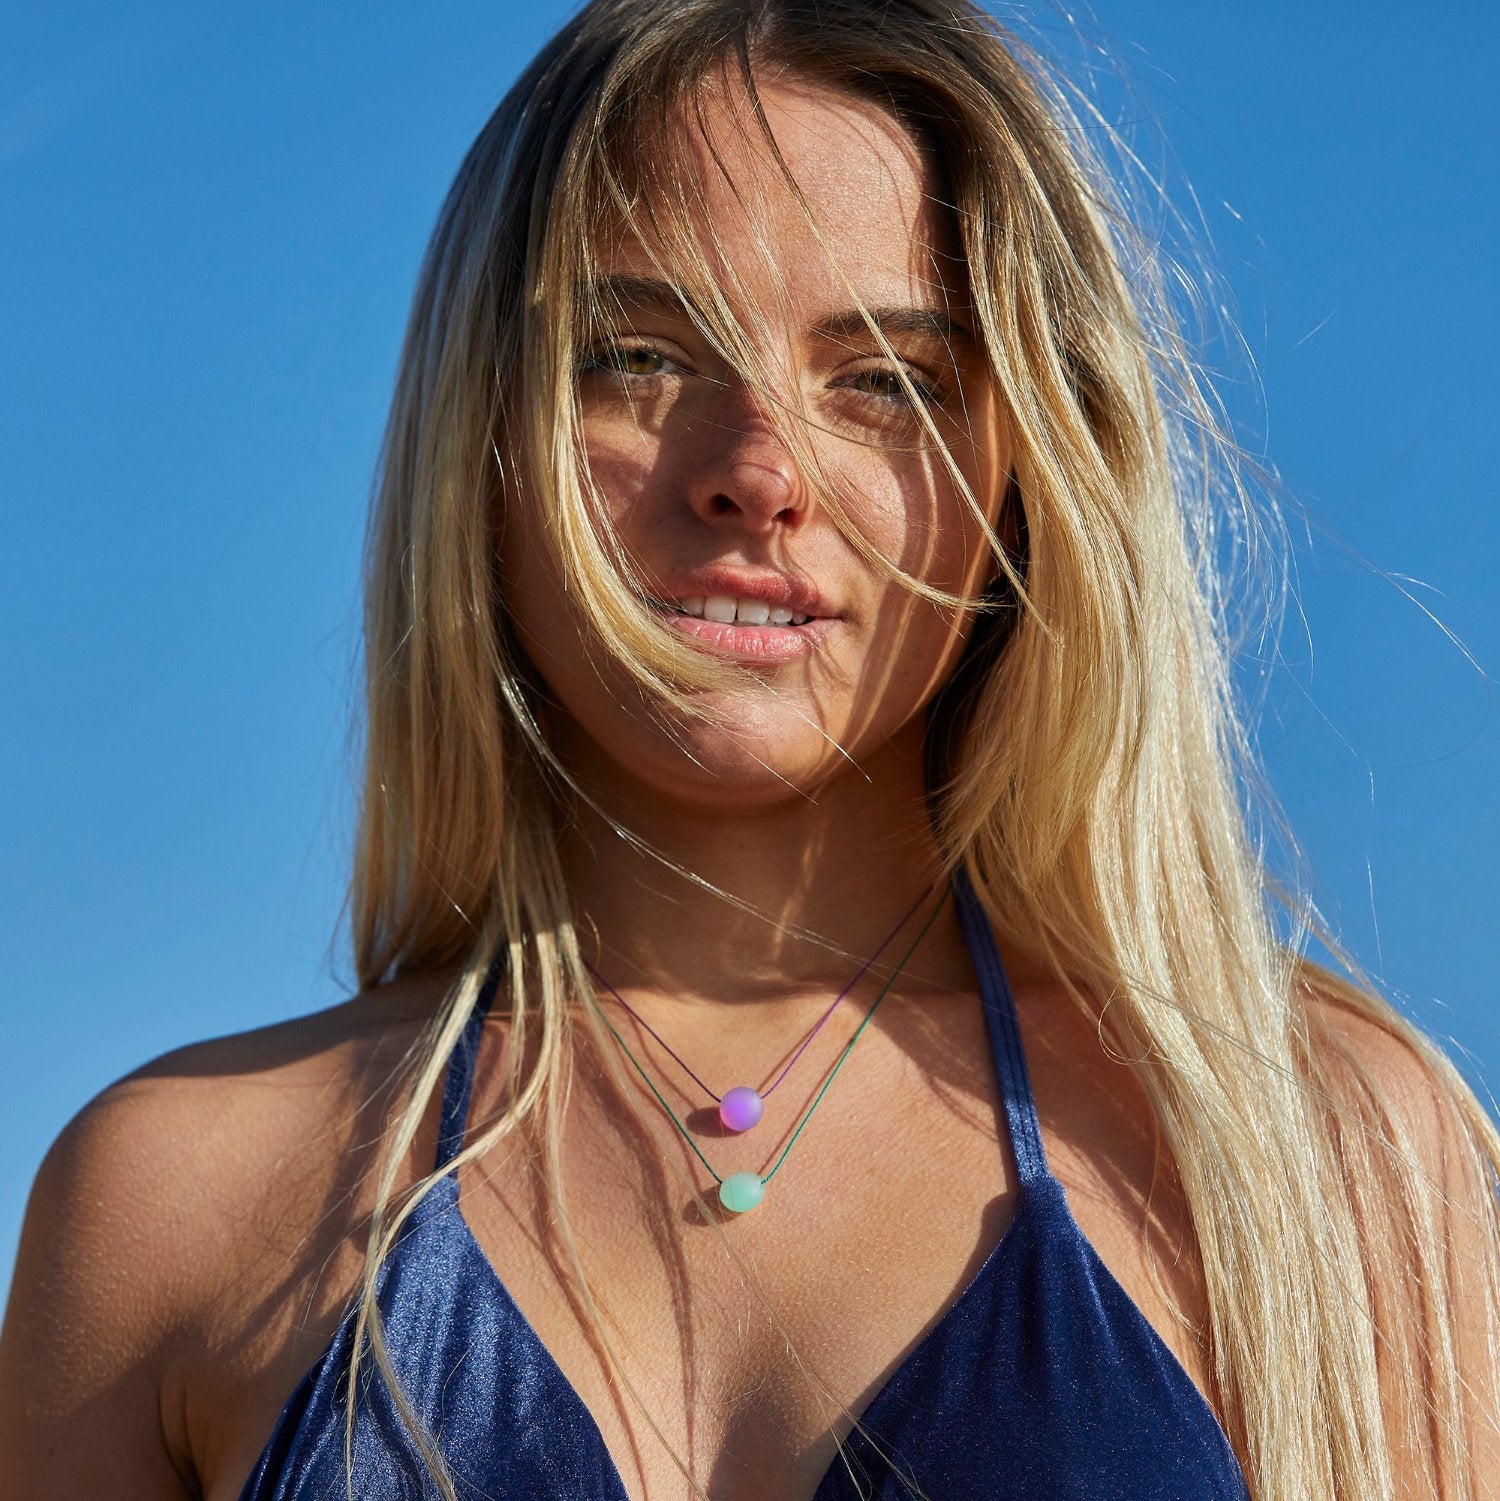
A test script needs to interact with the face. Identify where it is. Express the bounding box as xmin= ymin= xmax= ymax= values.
xmin=503 ymin=77 xmax=1009 ymax=811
